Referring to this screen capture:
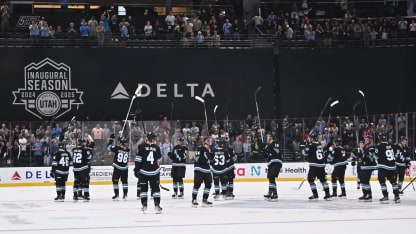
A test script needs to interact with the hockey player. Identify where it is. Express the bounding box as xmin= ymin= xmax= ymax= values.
xmin=263 ymin=133 xmax=283 ymax=201
xmin=211 ymin=139 xmax=231 ymax=200
xmin=355 ymin=135 xmax=377 ymax=201
xmin=50 ymin=143 xmax=72 ymax=201
xmin=394 ymin=137 xmax=411 ymax=194
xmin=134 ymin=132 xmax=163 ymax=214
xmin=72 ymin=135 xmax=94 ymax=201
xmin=107 ymin=134 xmax=130 ymax=200
xmin=192 ymin=136 xmax=214 ymax=207
xmin=325 ymin=139 xmax=348 ymax=198
xmin=375 ymin=132 xmax=400 ymax=203
xmin=168 ymin=137 xmax=188 ymax=199
xmin=224 ymin=140 xmax=236 ymax=200
xmin=301 ymin=132 xmax=331 ymax=200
